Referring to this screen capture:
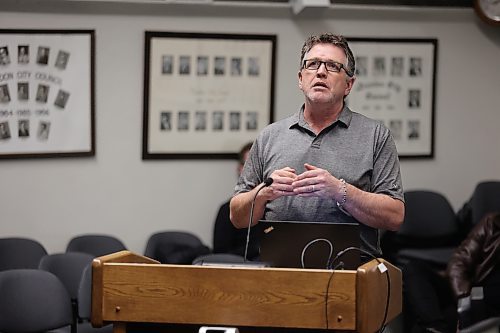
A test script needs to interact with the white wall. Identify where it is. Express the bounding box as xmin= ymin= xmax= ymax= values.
xmin=1 ymin=3 xmax=499 ymax=254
